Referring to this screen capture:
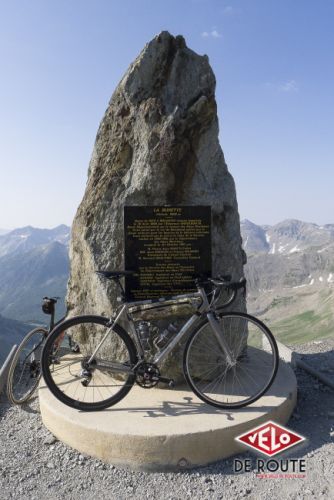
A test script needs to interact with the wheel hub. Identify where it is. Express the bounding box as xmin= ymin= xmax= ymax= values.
xmin=80 ymin=357 xmax=96 ymax=386
xmin=29 ymin=360 xmax=40 ymax=378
